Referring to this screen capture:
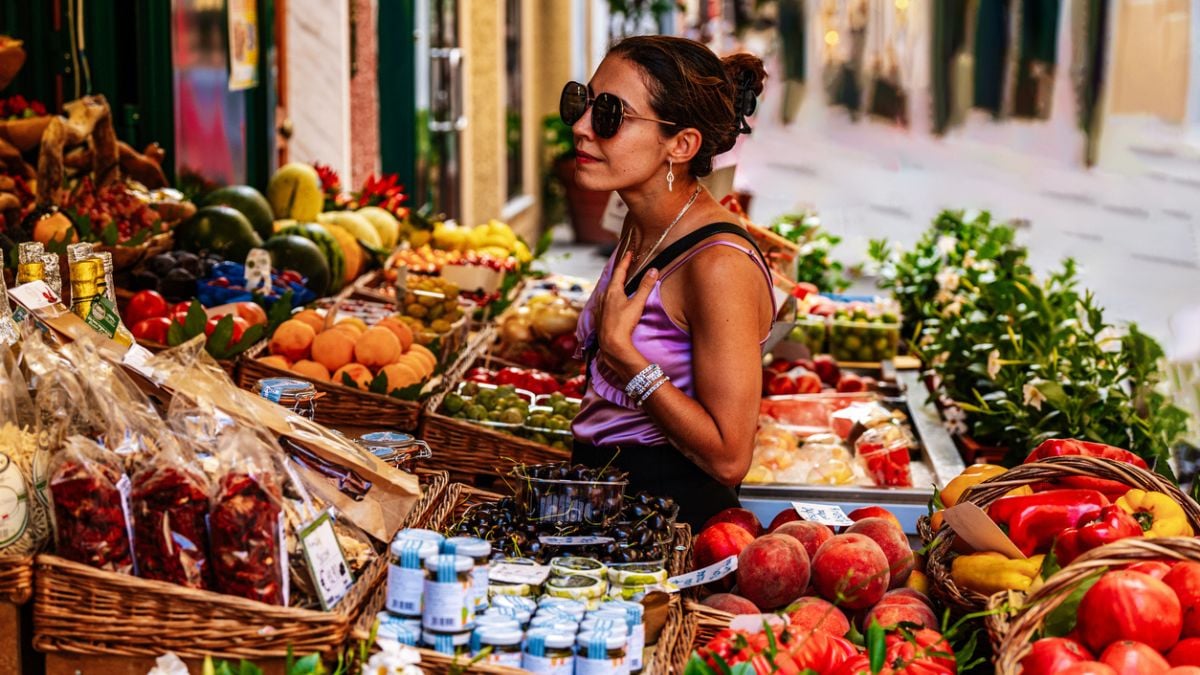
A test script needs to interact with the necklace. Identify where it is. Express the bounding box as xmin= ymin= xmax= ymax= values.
xmin=625 ymin=185 xmax=702 ymax=278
